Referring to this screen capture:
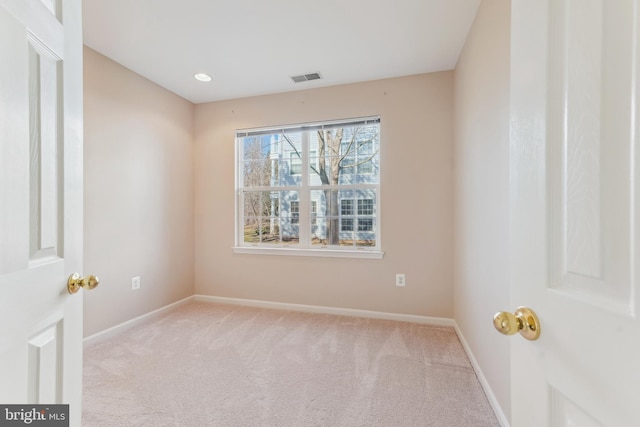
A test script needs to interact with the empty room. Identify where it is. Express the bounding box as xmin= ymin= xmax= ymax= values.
xmin=1 ymin=0 xmax=638 ymax=426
